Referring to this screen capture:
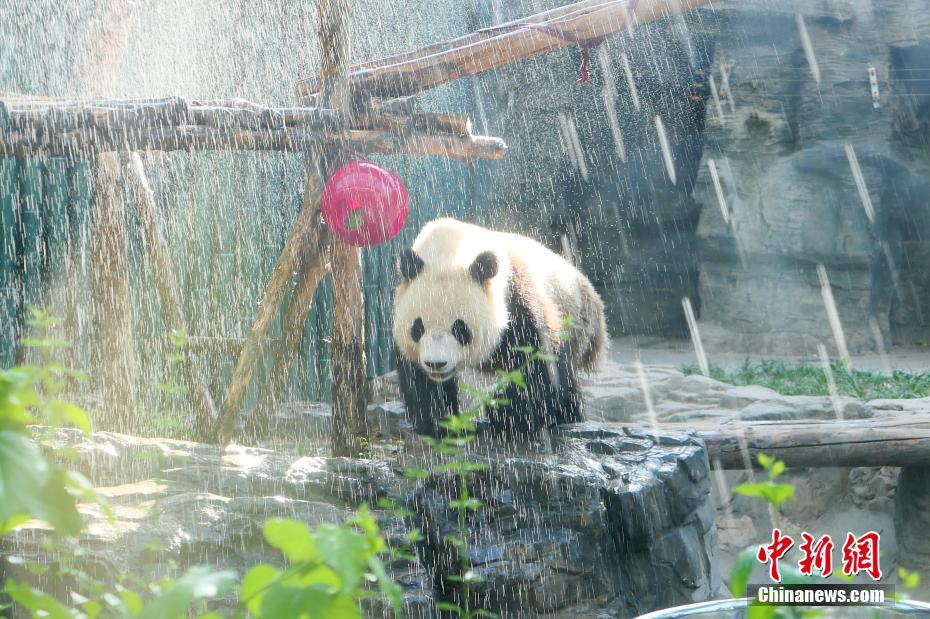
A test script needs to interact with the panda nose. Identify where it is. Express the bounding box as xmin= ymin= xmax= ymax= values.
xmin=424 ymin=360 xmax=448 ymax=371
